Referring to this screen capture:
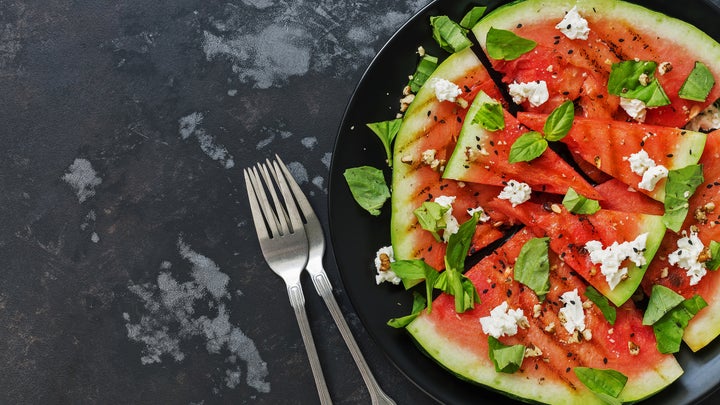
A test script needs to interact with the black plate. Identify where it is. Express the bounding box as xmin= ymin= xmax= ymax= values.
xmin=328 ymin=0 xmax=720 ymax=403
